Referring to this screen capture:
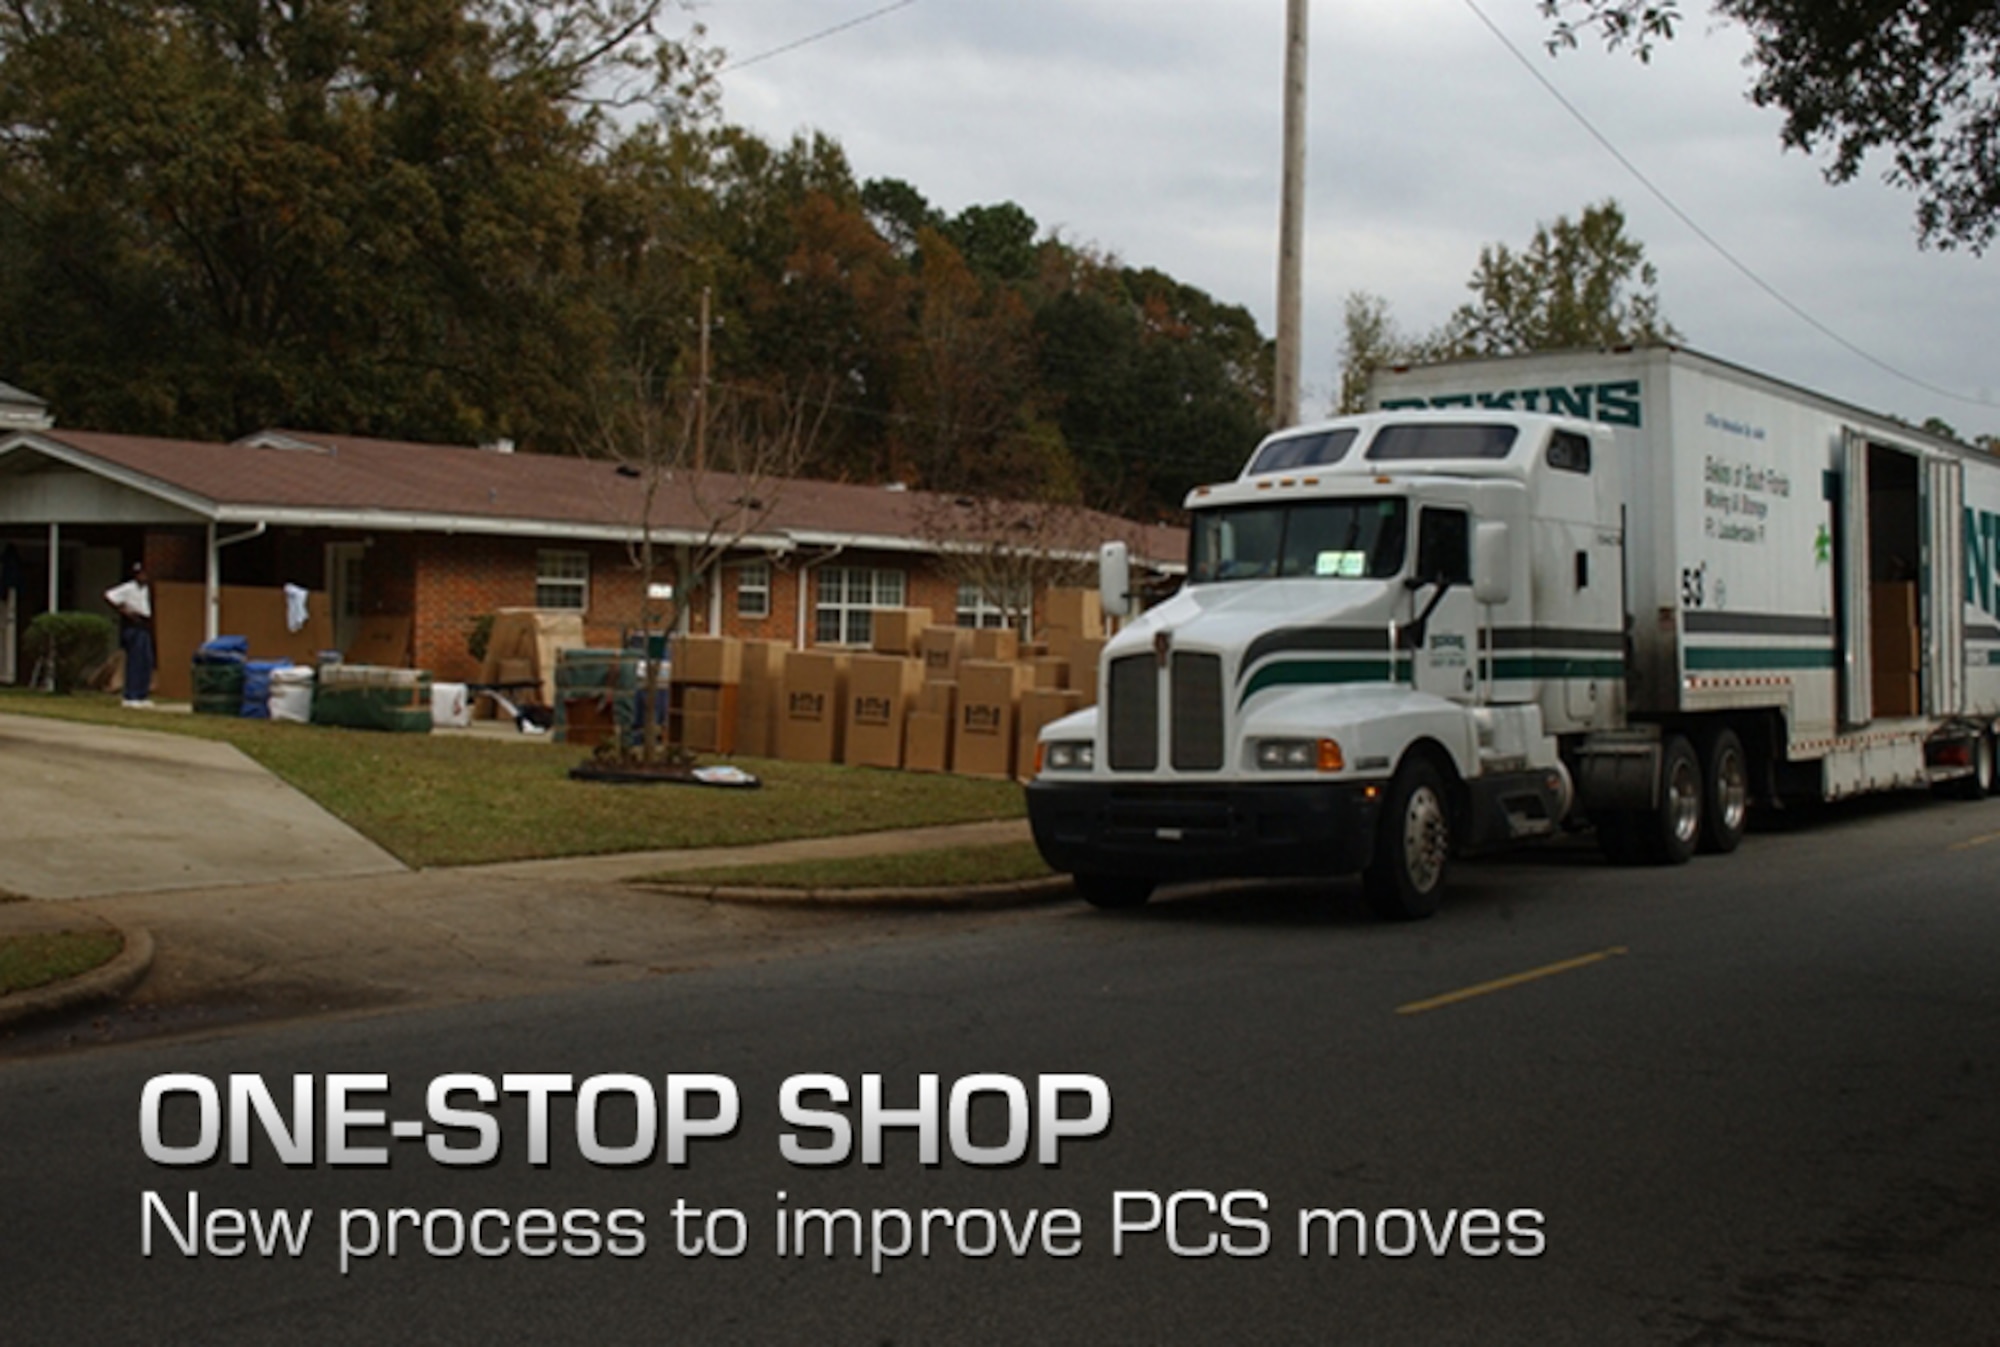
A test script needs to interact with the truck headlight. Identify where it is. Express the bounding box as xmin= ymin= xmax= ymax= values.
xmin=1254 ymin=738 xmax=1344 ymax=772
xmin=1042 ymin=741 xmax=1094 ymax=772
